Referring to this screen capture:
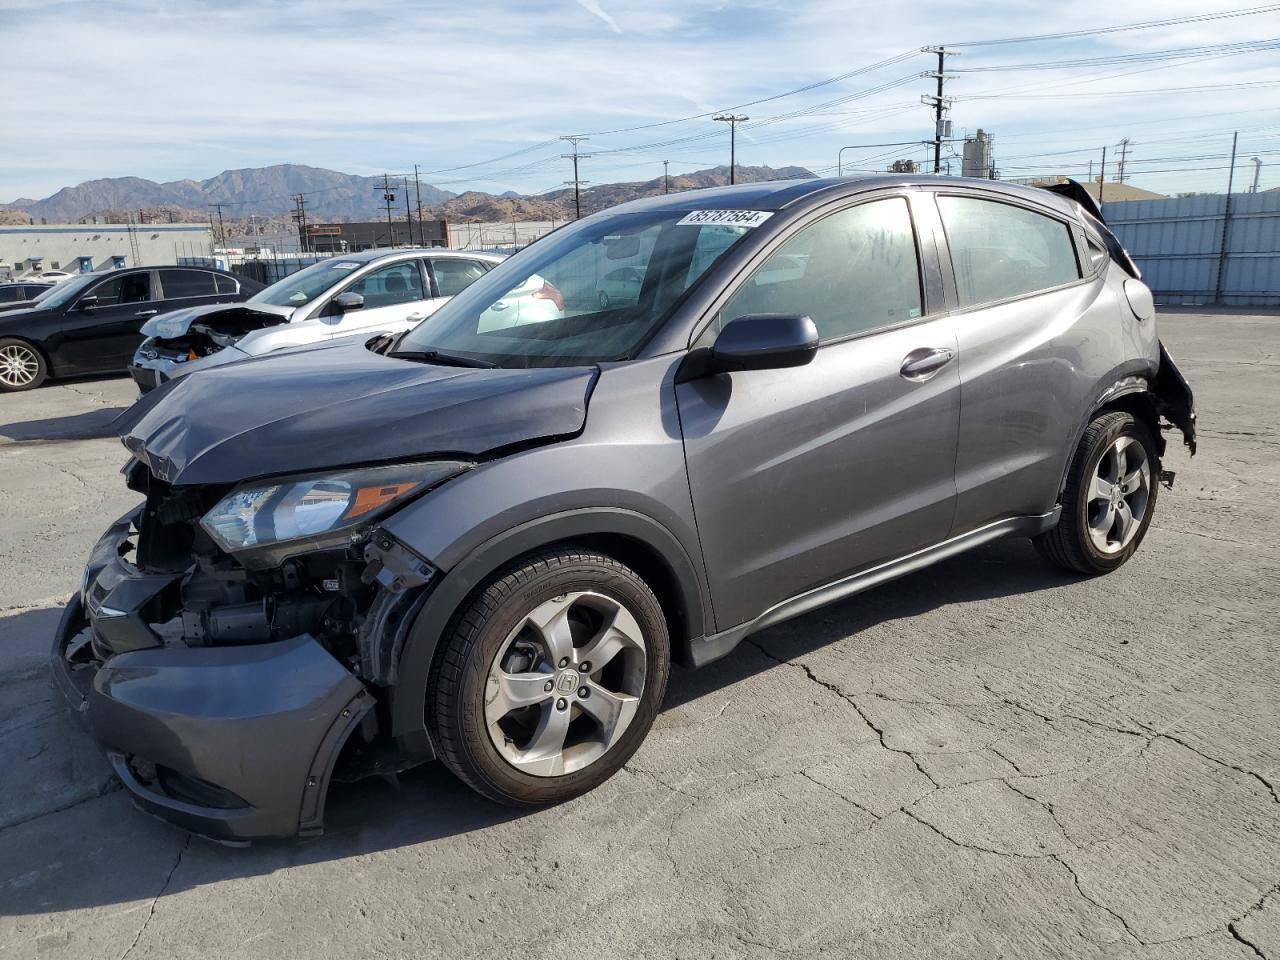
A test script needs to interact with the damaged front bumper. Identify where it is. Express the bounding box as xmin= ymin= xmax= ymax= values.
xmin=129 ymin=341 xmax=246 ymax=393
xmin=50 ymin=509 xmax=374 ymax=841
